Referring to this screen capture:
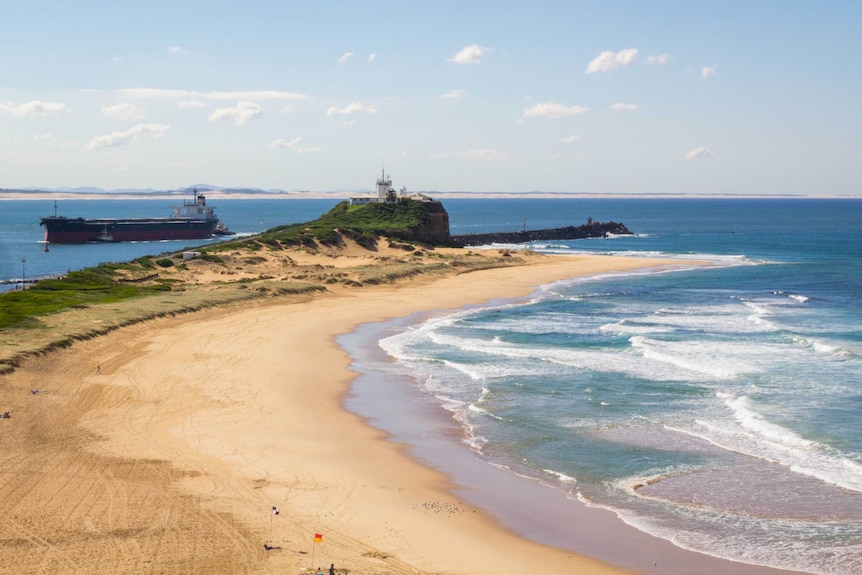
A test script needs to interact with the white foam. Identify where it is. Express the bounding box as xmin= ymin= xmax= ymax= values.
xmin=725 ymin=395 xmax=817 ymax=450
xmin=741 ymin=300 xmax=776 ymax=328
xmin=811 ymin=340 xmax=852 ymax=357
xmin=476 ymin=312 xmax=597 ymax=335
xmin=600 ymin=320 xmax=668 ymax=335
xmin=678 ymin=394 xmax=862 ymax=493
xmin=529 ymin=243 xmax=572 ymax=250
xmin=650 ymin=304 xmax=776 ymax=334
xmin=629 ymin=336 xmax=752 ymax=379
xmin=595 ymin=494 xmax=860 ymax=575
xmin=542 ymin=468 xmax=578 ymax=484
